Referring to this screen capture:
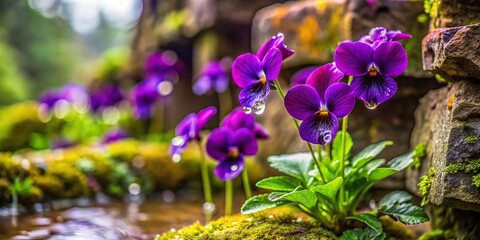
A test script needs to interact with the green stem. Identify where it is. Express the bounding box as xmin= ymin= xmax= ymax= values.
xmin=242 ymin=167 xmax=252 ymax=199
xmin=197 ymin=141 xmax=213 ymax=222
xmin=225 ymin=180 xmax=233 ymax=216
xmin=274 ymin=80 xmax=326 ymax=184
xmin=339 ymin=76 xmax=353 ymax=212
